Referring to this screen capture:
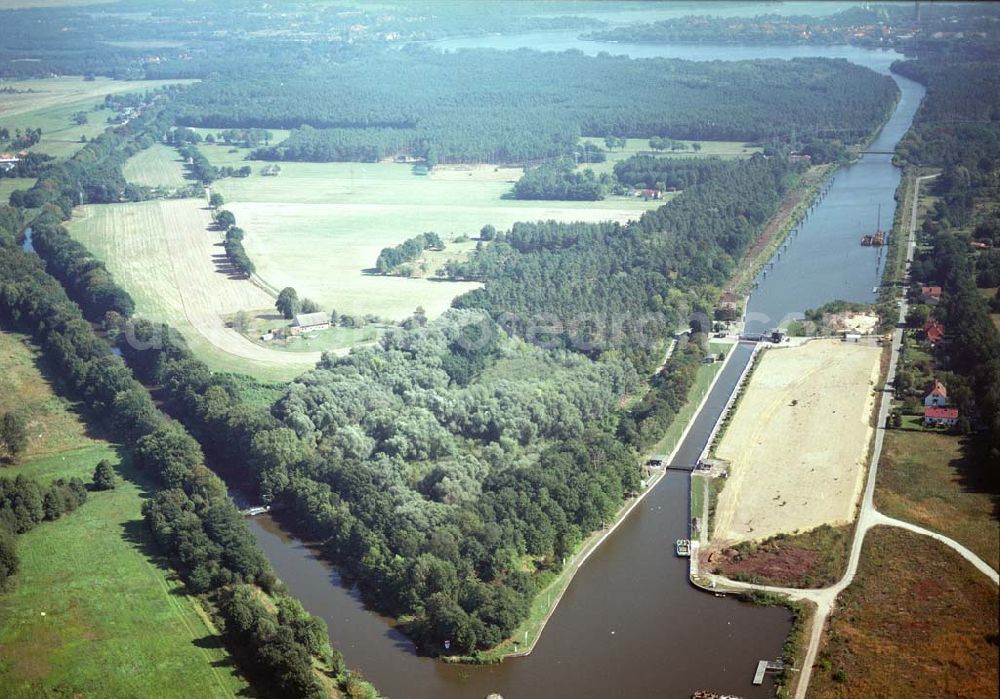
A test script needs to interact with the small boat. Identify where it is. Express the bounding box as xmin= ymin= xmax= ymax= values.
xmin=675 ymin=539 xmax=691 ymax=557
